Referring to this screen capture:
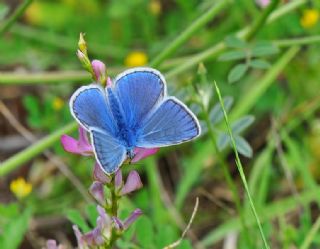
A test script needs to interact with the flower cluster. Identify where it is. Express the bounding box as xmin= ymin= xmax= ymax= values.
xmin=49 ymin=34 xmax=159 ymax=248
